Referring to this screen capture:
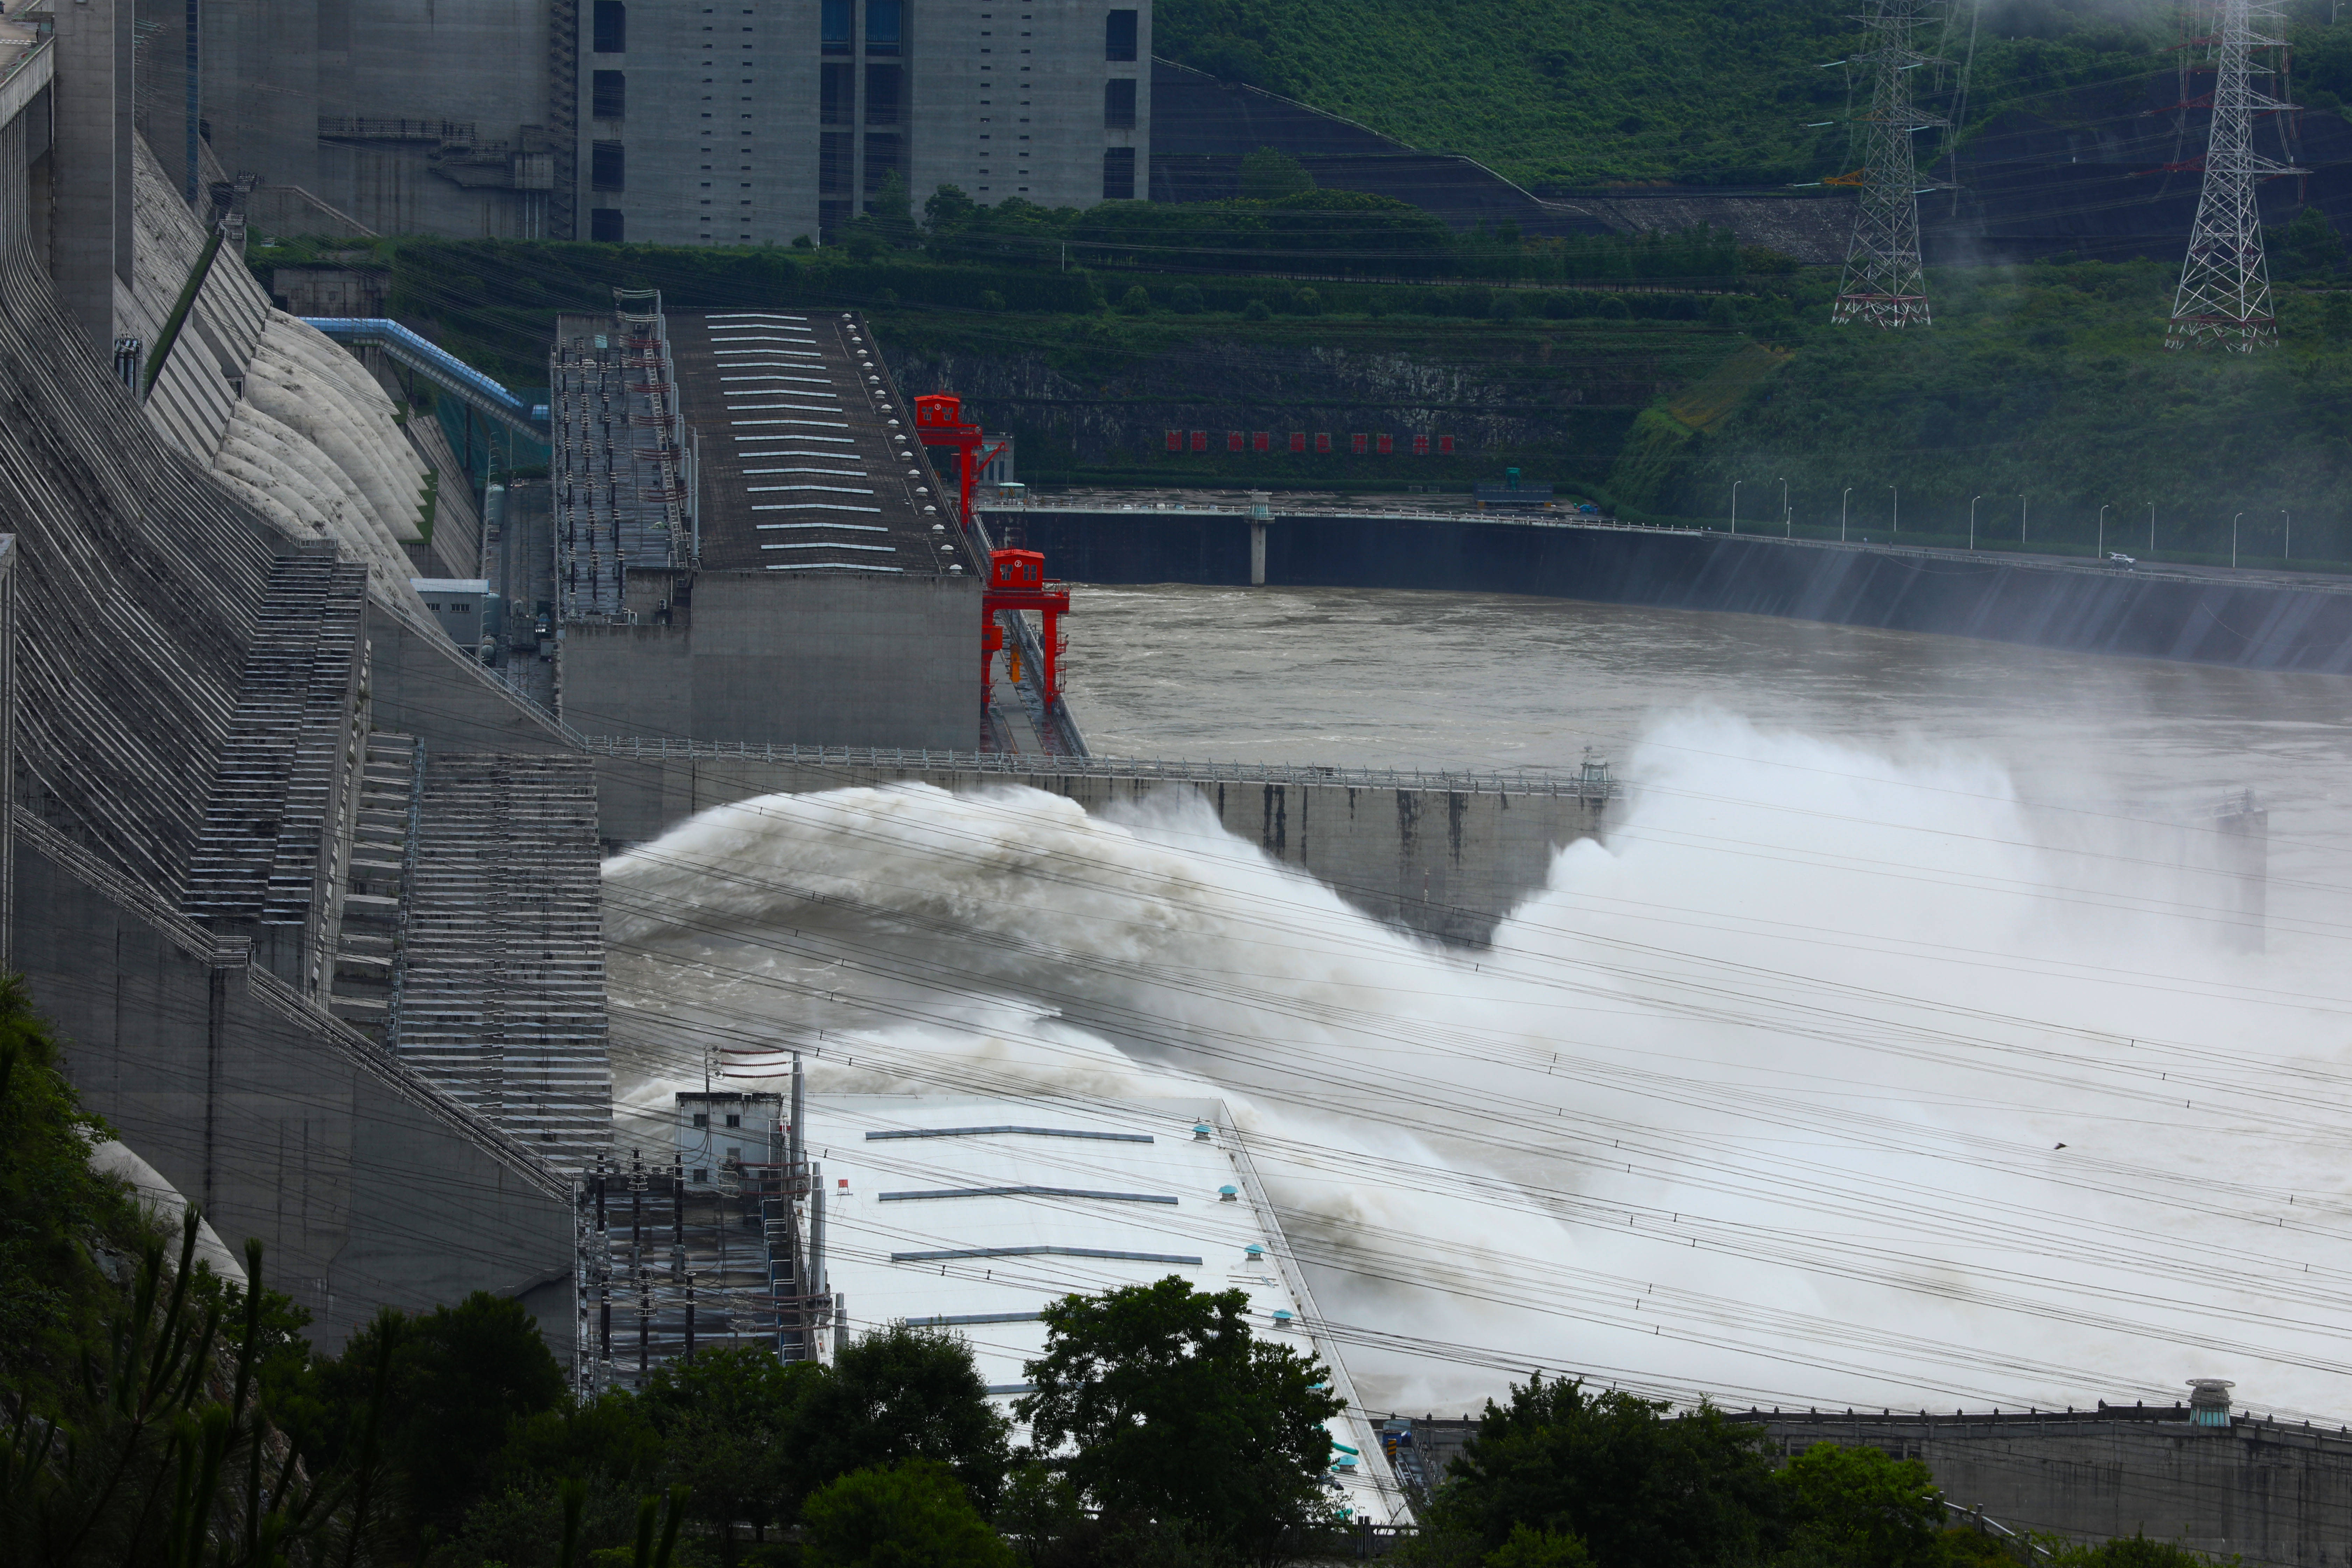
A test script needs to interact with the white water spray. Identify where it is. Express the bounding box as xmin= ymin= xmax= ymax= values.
xmin=603 ymin=712 xmax=2352 ymax=1420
